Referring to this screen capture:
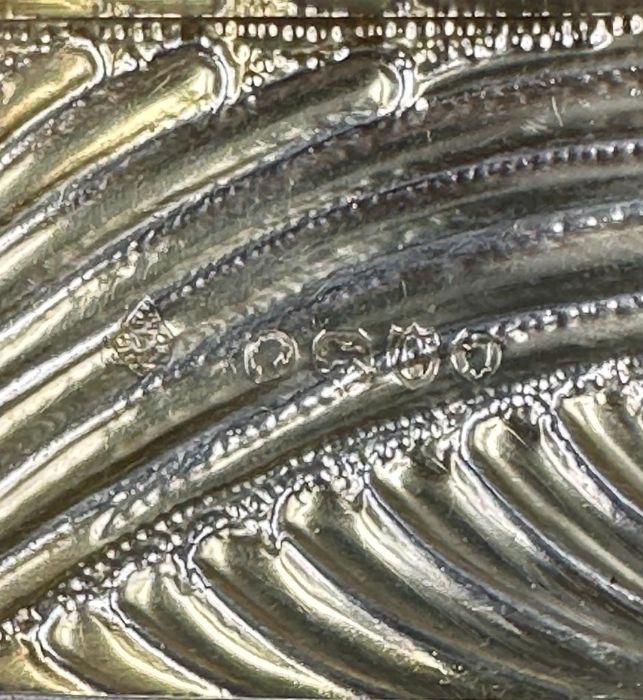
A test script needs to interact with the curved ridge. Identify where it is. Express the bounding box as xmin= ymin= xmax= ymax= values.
xmin=0 ymin=25 xmax=642 ymax=698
